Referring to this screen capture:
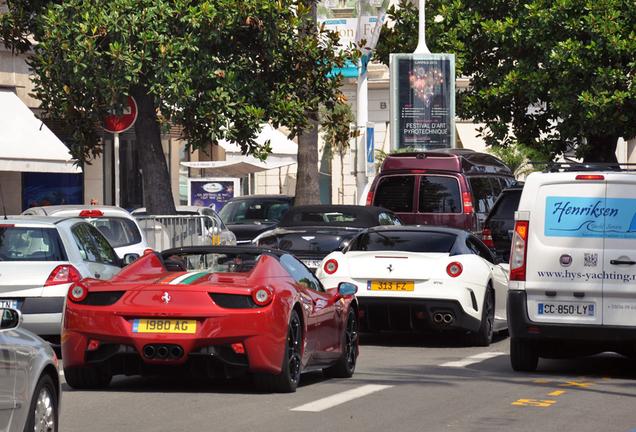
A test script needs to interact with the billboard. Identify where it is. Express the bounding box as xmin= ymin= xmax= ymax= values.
xmin=390 ymin=53 xmax=455 ymax=151
xmin=188 ymin=178 xmax=240 ymax=212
